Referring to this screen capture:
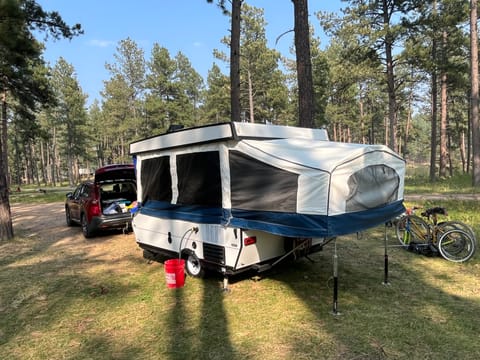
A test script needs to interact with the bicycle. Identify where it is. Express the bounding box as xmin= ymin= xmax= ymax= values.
xmin=395 ymin=206 xmax=476 ymax=263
